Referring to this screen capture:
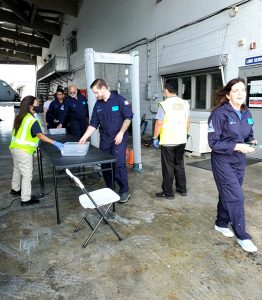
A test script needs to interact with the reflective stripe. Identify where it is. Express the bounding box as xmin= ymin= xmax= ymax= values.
xmin=20 ymin=116 xmax=35 ymax=141
xmin=11 ymin=136 xmax=38 ymax=147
